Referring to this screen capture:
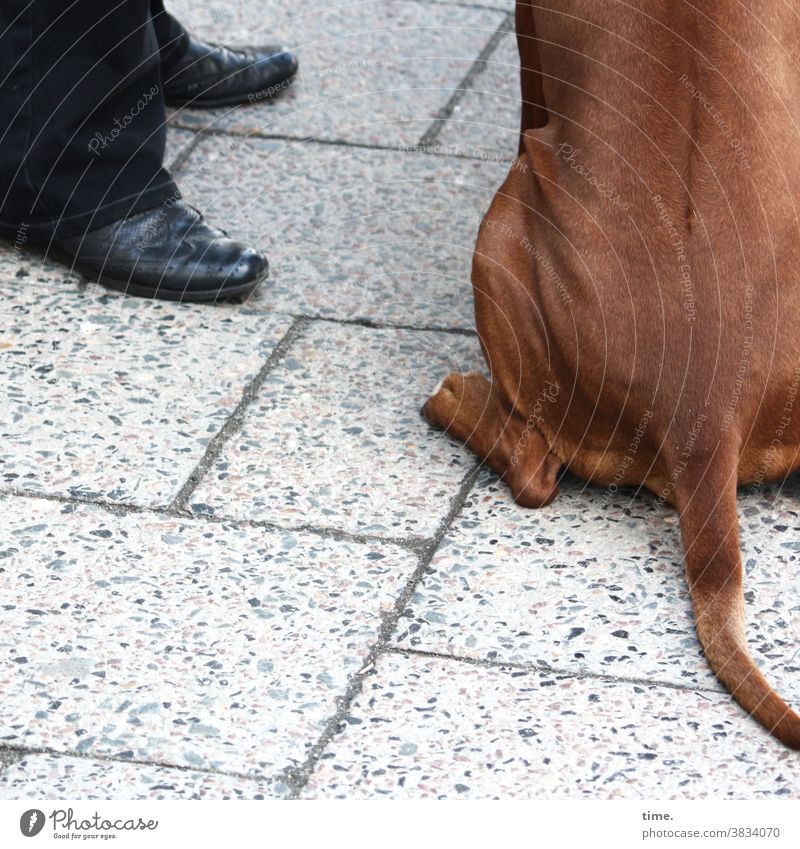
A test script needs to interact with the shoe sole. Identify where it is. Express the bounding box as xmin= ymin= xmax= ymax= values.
xmin=91 ymin=270 xmax=264 ymax=302
xmin=164 ymin=69 xmax=298 ymax=109
xmin=49 ymin=245 xmax=267 ymax=303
